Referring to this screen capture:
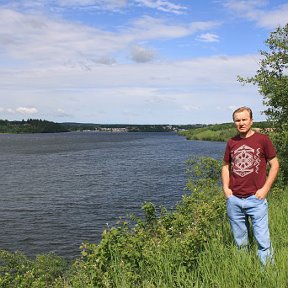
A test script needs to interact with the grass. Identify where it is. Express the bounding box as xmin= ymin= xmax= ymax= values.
xmin=189 ymin=187 xmax=288 ymax=288
xmin=178 ymin=122 xmax=271 ymax=142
